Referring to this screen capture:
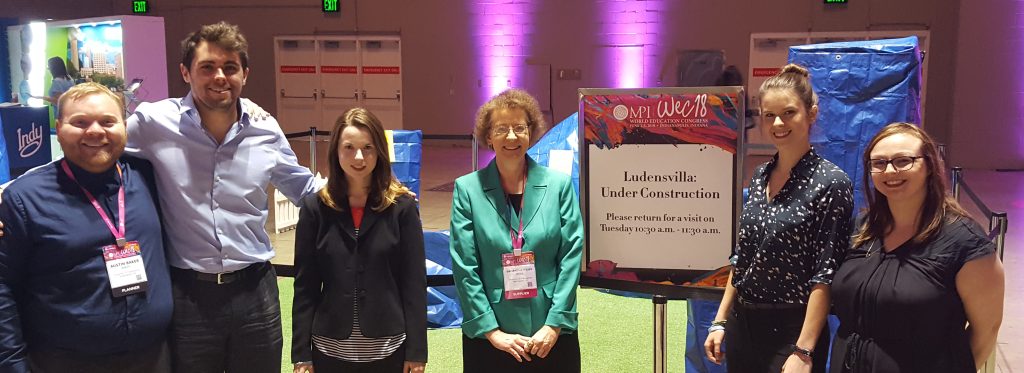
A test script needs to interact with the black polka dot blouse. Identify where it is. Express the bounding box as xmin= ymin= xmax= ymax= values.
xmin=730 ymin=148 xmax=854 ymax=304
